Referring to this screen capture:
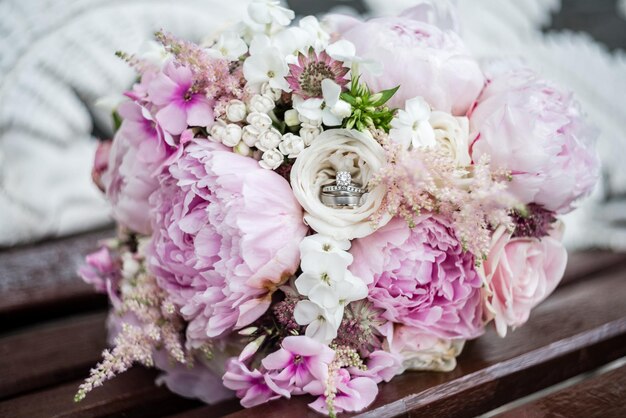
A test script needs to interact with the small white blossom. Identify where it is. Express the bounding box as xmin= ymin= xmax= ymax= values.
xmin=326 ymin=39 xmax=383 ymax=76
xmin=390 ymin=96 xmax=436 ymax=149
xmin=298 ymin=16 xmax=331 ymax=51
xmin=209 ymin=120 xmax=227 ymax=142
xmin=261 ymin=82 xmax=283 ymax=101
xmin=233 ymin=141 xmax=253 ymax=156
xmin=247 ymin=0 xmax=295 ymax=27
xmin=207 ymin=31 xmax=248 ymax=61
xmin=299 ymin=125 xmax=322 ymax=146
xmin=246 ymin=112 xmax=273 ymax=130
xmin=294 ymin=300 xmax=343 ymax=344
xmin=222 ymin=124 xmax=243 ymax=147
xmin=225 ymin=100 xmax=247 ymax=122
xmin=248 ymin=94 xmax=276 ymax=114
xmin=279 ymin=133 xmax=305 ymax=158
xmin=256 ymin=128 xmax=282 ymax=151
xmin=242 ymin=125 xmax=265 ymax=147
xmin=284 ymin=109 xmax=300 ymax=127
xmin=259 ymin=148 xmax=284 ymax=170
xmin=243 ymin=43 xmax=290 ymax=91
xmin=321 ymin=79 xmax=351 ymax=124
